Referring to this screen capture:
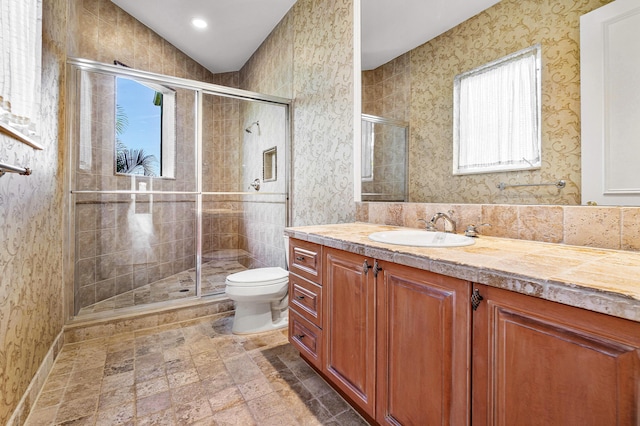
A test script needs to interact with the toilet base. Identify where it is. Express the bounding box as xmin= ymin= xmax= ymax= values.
xmin=231 ymin=301 xmax=289 ymax=334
